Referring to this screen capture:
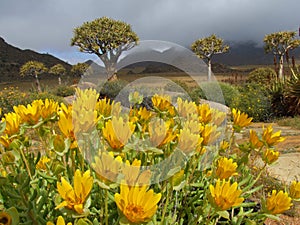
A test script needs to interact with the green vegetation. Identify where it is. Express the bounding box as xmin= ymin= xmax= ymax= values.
xmin=276 ymin=116 xmax=300 ymax=130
